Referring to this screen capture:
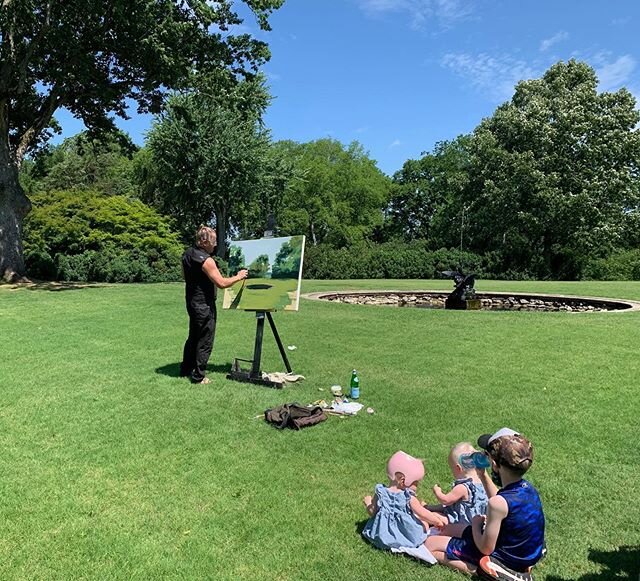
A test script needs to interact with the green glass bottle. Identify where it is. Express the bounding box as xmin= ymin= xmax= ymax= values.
xmin=350 ymin=369 xmax=360 ymax=399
